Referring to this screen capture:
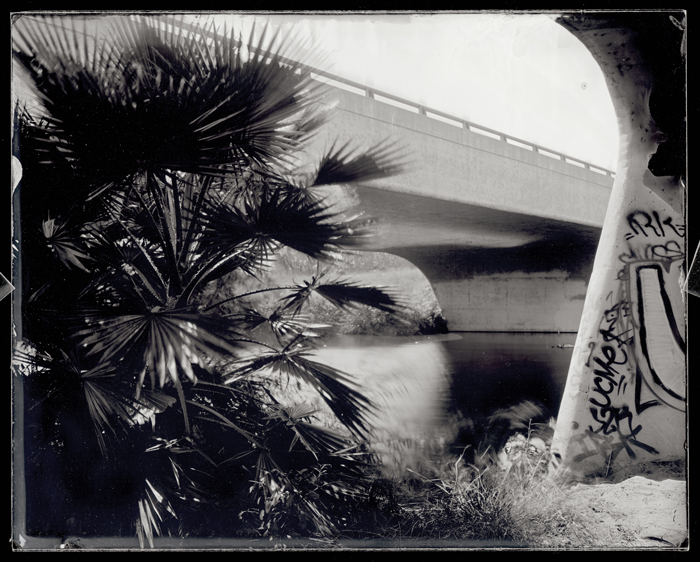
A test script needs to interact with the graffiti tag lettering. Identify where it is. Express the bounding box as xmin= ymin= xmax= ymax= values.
xmin=625 ymin=211 xmax=685 ymax=240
